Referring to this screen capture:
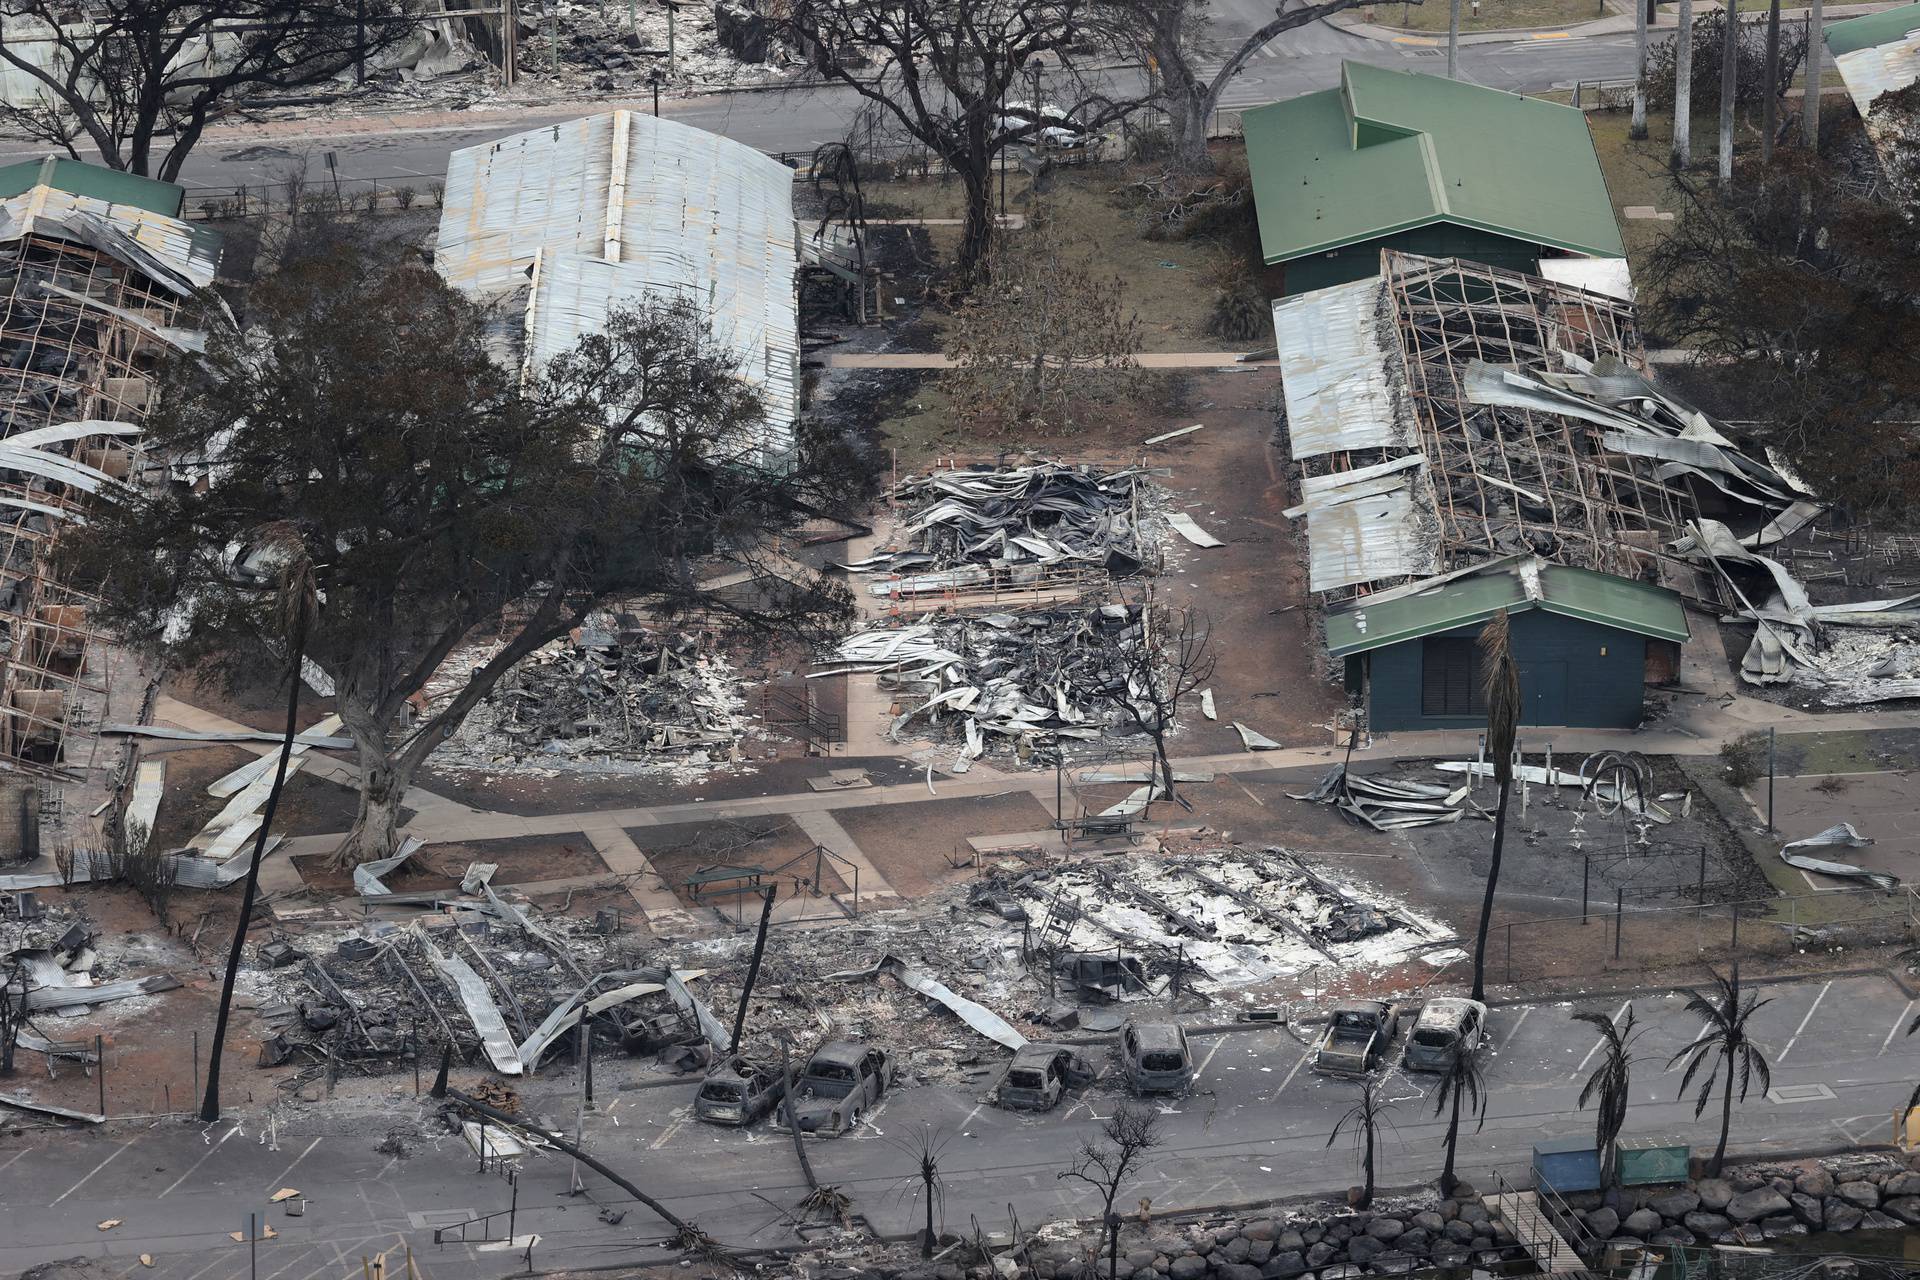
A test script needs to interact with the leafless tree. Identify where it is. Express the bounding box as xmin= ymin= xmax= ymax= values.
xmin=0 ymin=961 xmax=25 ymax=1076
xmin=777 ymin=0 xmax=1137 ymax=271
xmin=0 ymin=1 xmax=417 ymax=181
xmin=1060 ymin=1102 xmax=1162 ymax=1280
xmin=1470 ymin=609 xmax=1520 ymax=1003
xmin=1326 ymin=1075 xmax=1395 ymax=1208
xmin=1094 ymin=601 xmax=1215 ymax=811
xmin=1099 ymin=0 xmax=1400 ymax=174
